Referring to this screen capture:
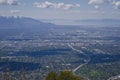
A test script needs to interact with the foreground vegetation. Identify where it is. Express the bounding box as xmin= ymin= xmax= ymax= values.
xmin=77 ymin=61 xmax=120 ymax=80
xmin=46 ymin=71 xmax=84 ymax=80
